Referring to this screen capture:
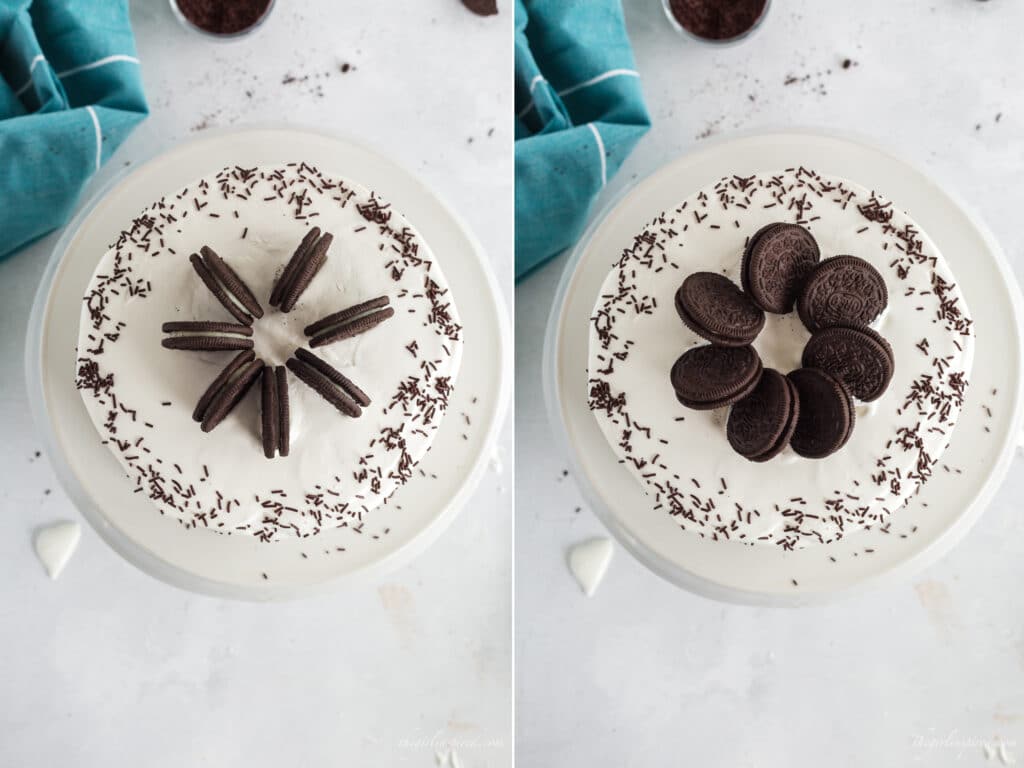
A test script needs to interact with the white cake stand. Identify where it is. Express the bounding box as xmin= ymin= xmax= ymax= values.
xmin=26 ymin=126 xmax=511 ymax=600
xmin=544 ymin=130 xmax=1024 ymax=605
